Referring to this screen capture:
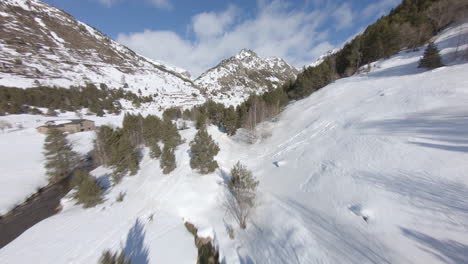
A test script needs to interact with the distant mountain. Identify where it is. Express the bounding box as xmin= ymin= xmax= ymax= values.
xmin=306 ymin=48 xmax=339 ymax=69
xmin=195 ymin=49 xmax=299 ymax=106
xmin=0 ymin=0 xmax=204 ymax=109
